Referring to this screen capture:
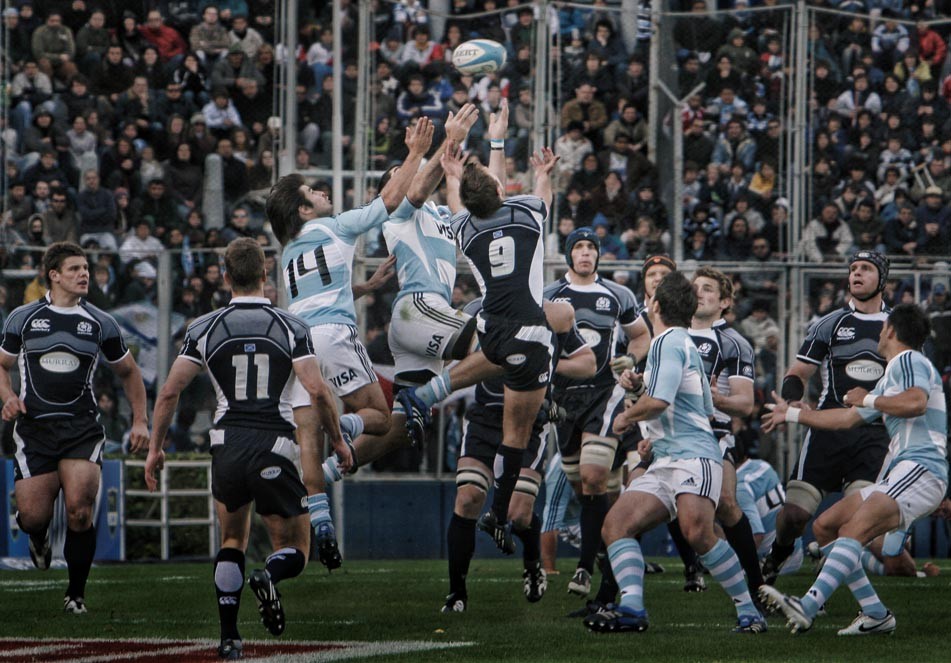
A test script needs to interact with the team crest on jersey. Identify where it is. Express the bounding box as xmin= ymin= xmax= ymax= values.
xmin=697 ymin=342 xmax=712 ymax=355
xmin=30 ymin=319 xmax=50 ymax=331
xmin=595 ymin=297 xmax=611 ymax=311
xmin=77 ymin=321 xmax=94 ymax=335
xmin=493 ymin=230 xmax=503 ymax=238
xmin=836 ymin=327 xmax=856 ymax=340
